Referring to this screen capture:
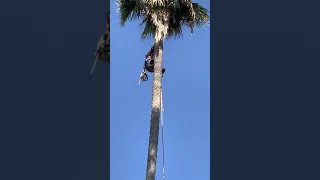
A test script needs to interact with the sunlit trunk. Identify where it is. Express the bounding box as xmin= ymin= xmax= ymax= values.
xmin=145 ymin=28 xmax=164 ymax=180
